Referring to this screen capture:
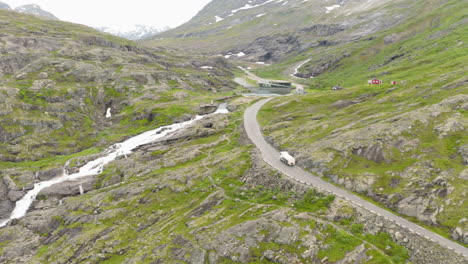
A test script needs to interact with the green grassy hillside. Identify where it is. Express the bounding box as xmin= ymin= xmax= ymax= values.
xmin=257 ymin=0 xmax=467 ymax=244
xmin=0 ymin=9 xmax=238 ymax=172
xmin=0 ymin=106 xmax=420 ymax=264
